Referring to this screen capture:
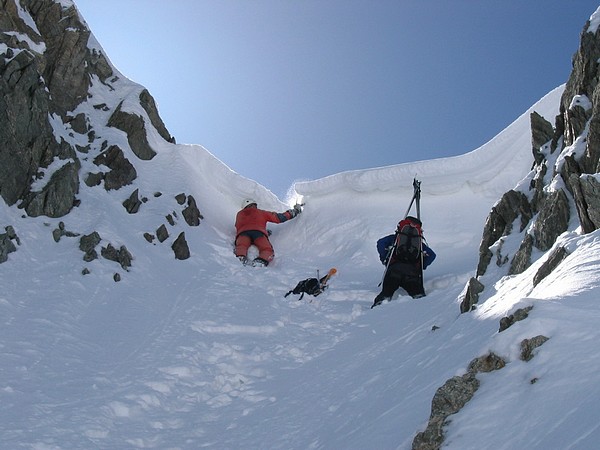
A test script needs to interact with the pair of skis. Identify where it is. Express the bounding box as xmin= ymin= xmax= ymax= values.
xmin=379 ymin=178 xmax=423 ymax=286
